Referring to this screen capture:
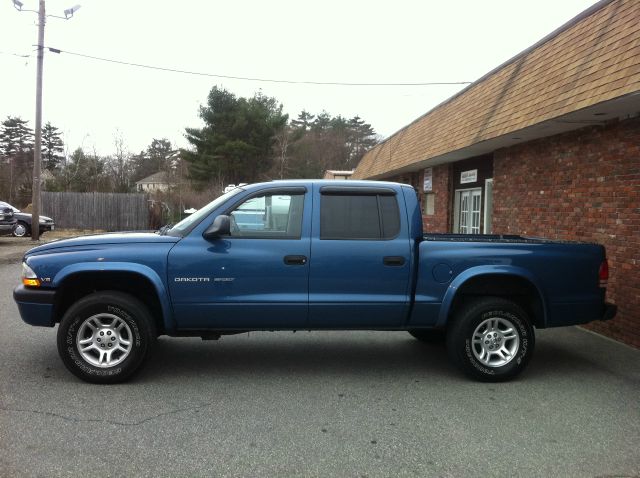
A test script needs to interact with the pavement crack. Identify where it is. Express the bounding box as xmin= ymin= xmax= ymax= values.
xmin=0 ymin=403 xmax=212 ymax=426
